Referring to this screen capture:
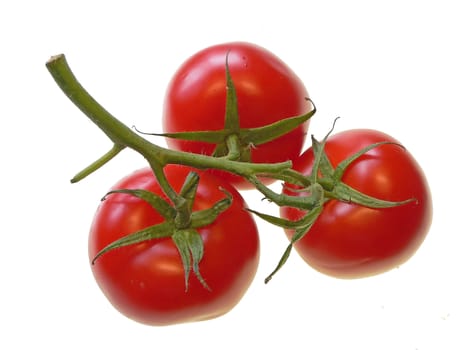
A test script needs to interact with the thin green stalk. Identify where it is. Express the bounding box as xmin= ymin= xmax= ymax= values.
xmin=71 ymin=143 xmax=125 ymax=183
